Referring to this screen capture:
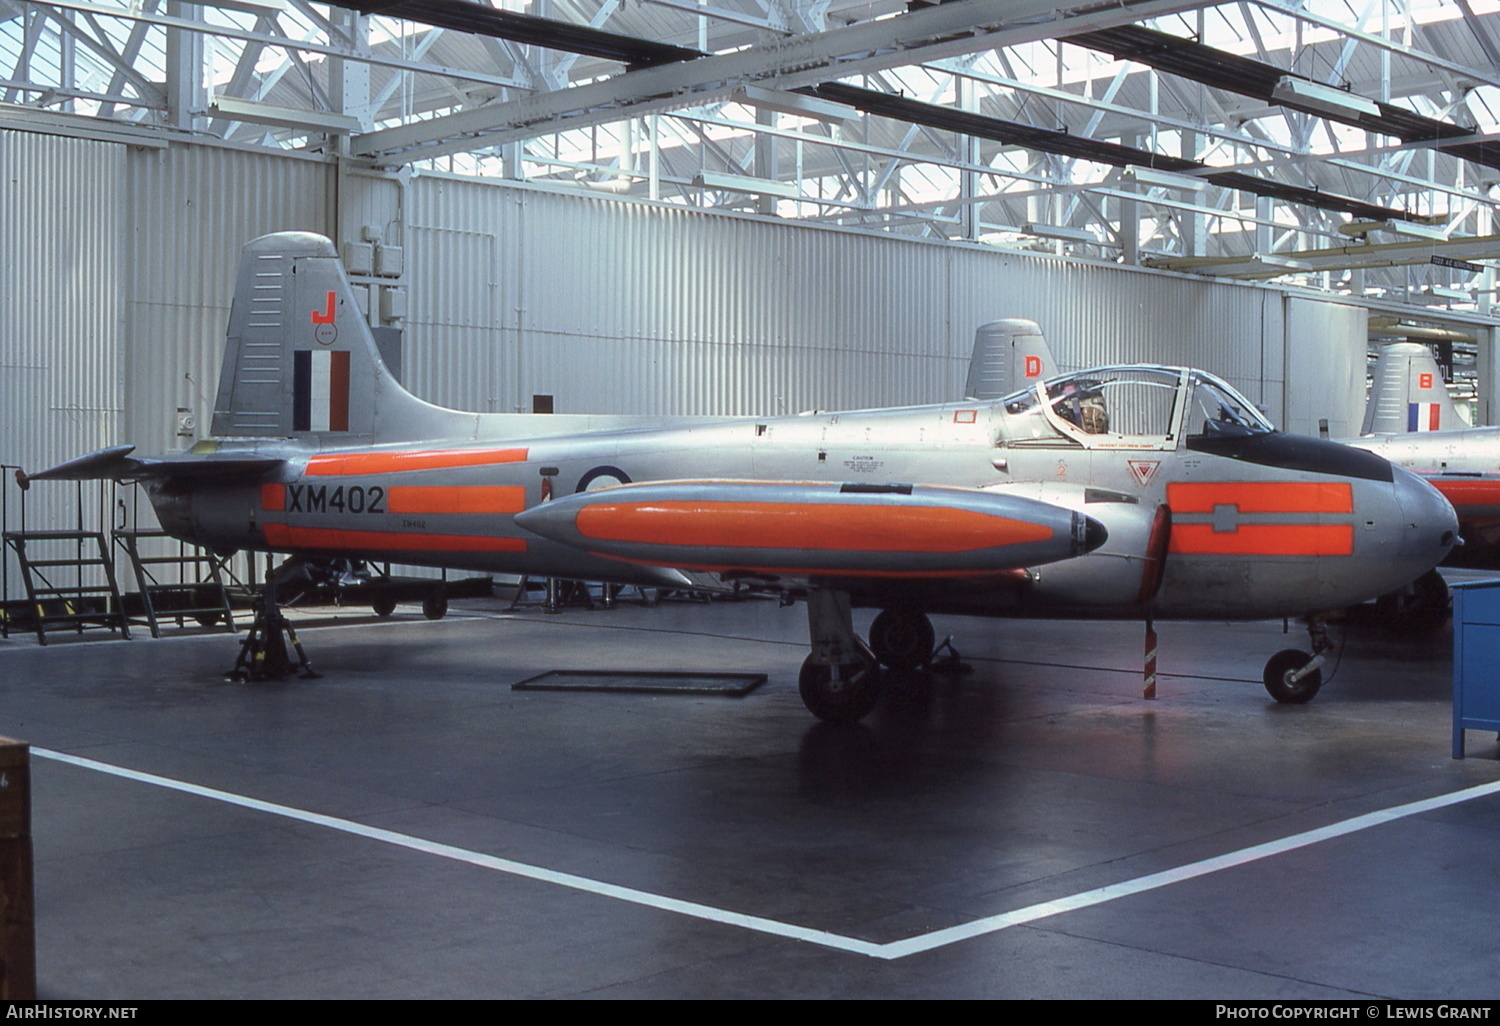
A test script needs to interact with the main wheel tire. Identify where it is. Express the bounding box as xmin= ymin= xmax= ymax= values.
xmin=868 ymin=609 xmax=936 ymax=671
xmin=422 ymin=589 xmax=449 ymax=620
xmin=371 ymin=593 xmax=396 ymax=618
xmin=798 ymin=654 xmax=881 ymax=723
xmin=1263 ymin=648 xmax=1323 ymax=704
